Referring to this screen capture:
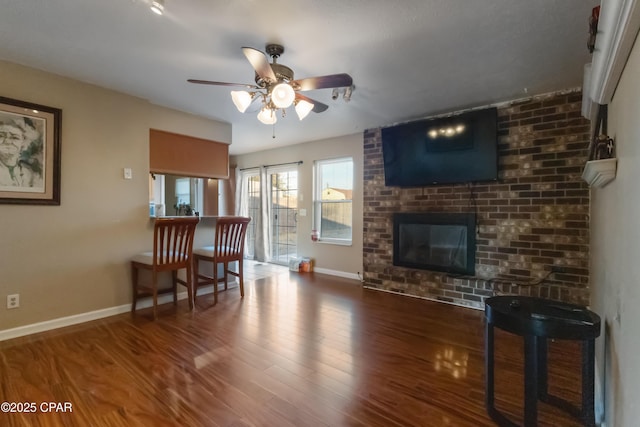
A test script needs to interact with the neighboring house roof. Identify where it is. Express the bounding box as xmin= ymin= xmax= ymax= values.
xmin=323 ymin=187 xmax=353 ymax=200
